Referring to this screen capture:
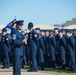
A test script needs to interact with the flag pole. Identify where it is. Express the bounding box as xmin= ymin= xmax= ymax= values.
xmin=14 ymin=14 xmax=16 ymax=19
